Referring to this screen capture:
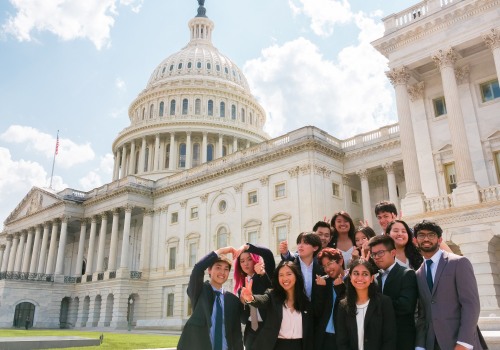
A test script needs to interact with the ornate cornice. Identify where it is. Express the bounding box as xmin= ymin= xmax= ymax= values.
xmin=407 ymin=82 xmax=425 ymax=102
